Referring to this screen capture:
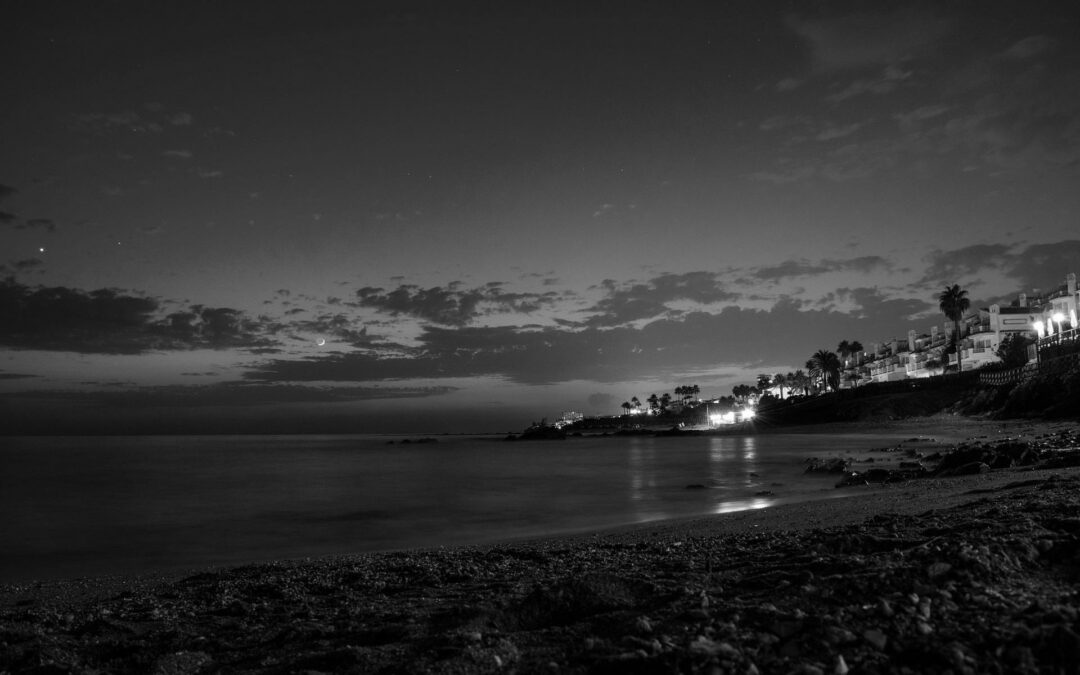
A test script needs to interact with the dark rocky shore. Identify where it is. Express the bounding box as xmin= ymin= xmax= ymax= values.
xmin=3 ymin=421 xmax=1080 ymax=674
